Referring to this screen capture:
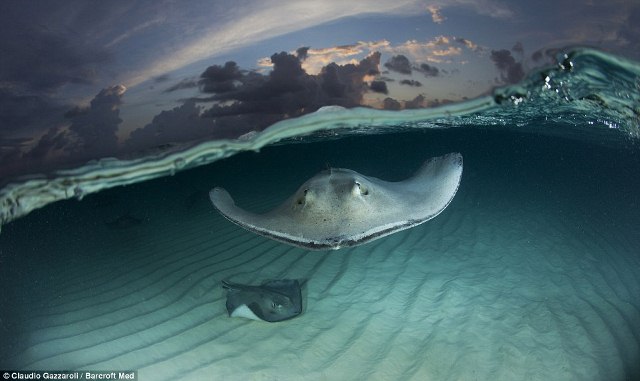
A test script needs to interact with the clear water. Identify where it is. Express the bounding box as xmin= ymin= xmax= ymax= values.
xmin=0 ymin=49 xmax=639 ymax=380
